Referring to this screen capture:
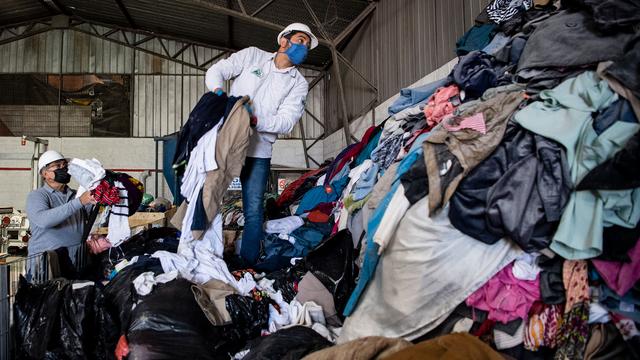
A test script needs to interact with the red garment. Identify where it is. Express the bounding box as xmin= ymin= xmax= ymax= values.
xmin=404 ymin=128 xmax=431 ymax=151
xmin=309 ymin=202 xmax=335 ymax=215
xmin=275 ymin=167 xmax=326 ymax=207
xmin=115 ymin=335 xmax=130 ymax=360
xmin=308 ymin=210 xmax=330 ymax=223
xmin=92 ymin=180 xmax=120 ymax=205
xmin=424 ymin=85 xmax=460 ymax=129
